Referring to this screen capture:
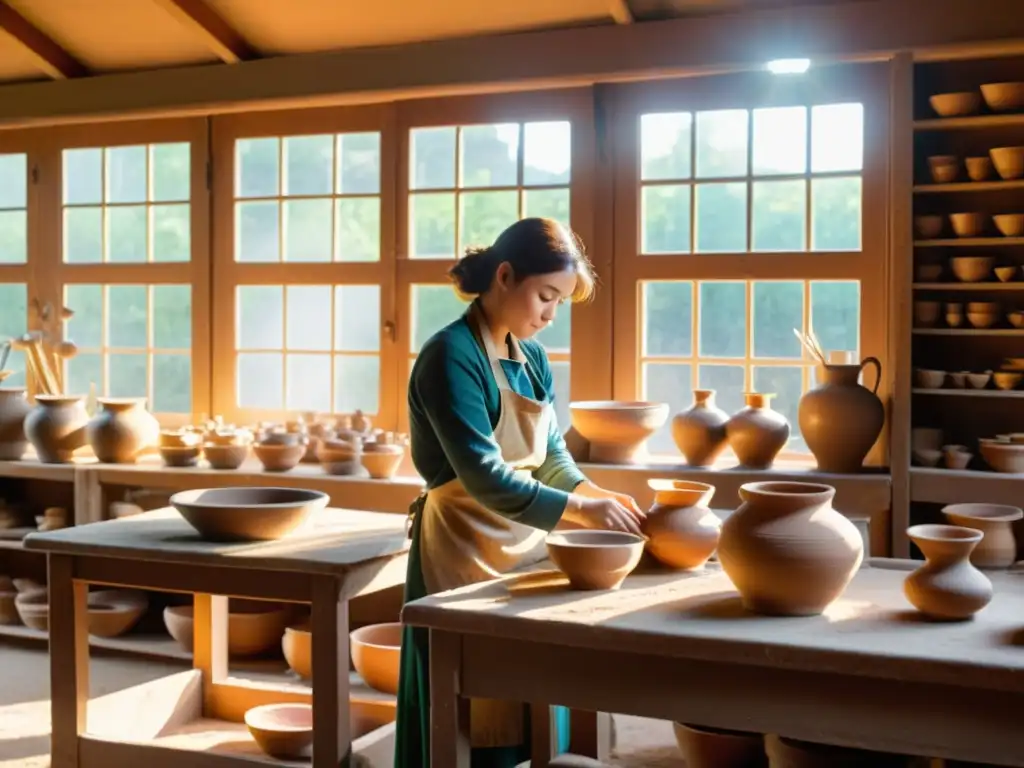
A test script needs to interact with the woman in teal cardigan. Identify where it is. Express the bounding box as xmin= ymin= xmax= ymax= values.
xmin=395 ymin=217 xmax=645 ymax=767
